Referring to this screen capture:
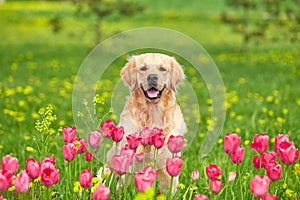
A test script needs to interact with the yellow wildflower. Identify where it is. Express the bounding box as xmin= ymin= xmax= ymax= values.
xmin=230 ymin=111 xmax=236 ymax=118
xmin=262 ymin=107 xmax=268 ymax=113
xmin=24 ymin=136 xmax=31 ymax=140
xmin=270 ymin=138 xmax=275 ymax=144
xmin=236 ymin=115 xmax=243 ymax=121
xmin=73 ymin=181 xmax=82 ymax=193
xmin=91 ymin=183 xmax=99 ymax=193
xmin=235 ymin=128 xmax=241 ymax=133
xmin=293 ymin=163 xmax=300 ymax=175
xmin=297 ymin=98 xmax=300 ymax=106
xmin=92 ymin=177 xmax=101 ymax=184
xmin=282 ymin=108 xmax=288 ymax=115
xmin=218 ymin=138 xmax=223 ymax=144
xmin=285 ymin=189 xmax=296 ymax=198
xmin=244 ymin=140 xmax=250 ymax=146
xmin=189 ymin=186 xmax=198 ymax=191
xmin=258 ymin=119 xmax=266 ymax=125
xmin=268 ymin=110 xmax=274 ymax=117
xmin=8 ymin=185 xmax=15 ymax=191
xmin=198 ymin=133 xmax=205 ymax=138
xmin=177 ymin=183 xmax=185 ymax=189
xmin=282 ymin=183 xmax=287 ymax=189
xmin=26 ymin=146 xmax=35 ymax=152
